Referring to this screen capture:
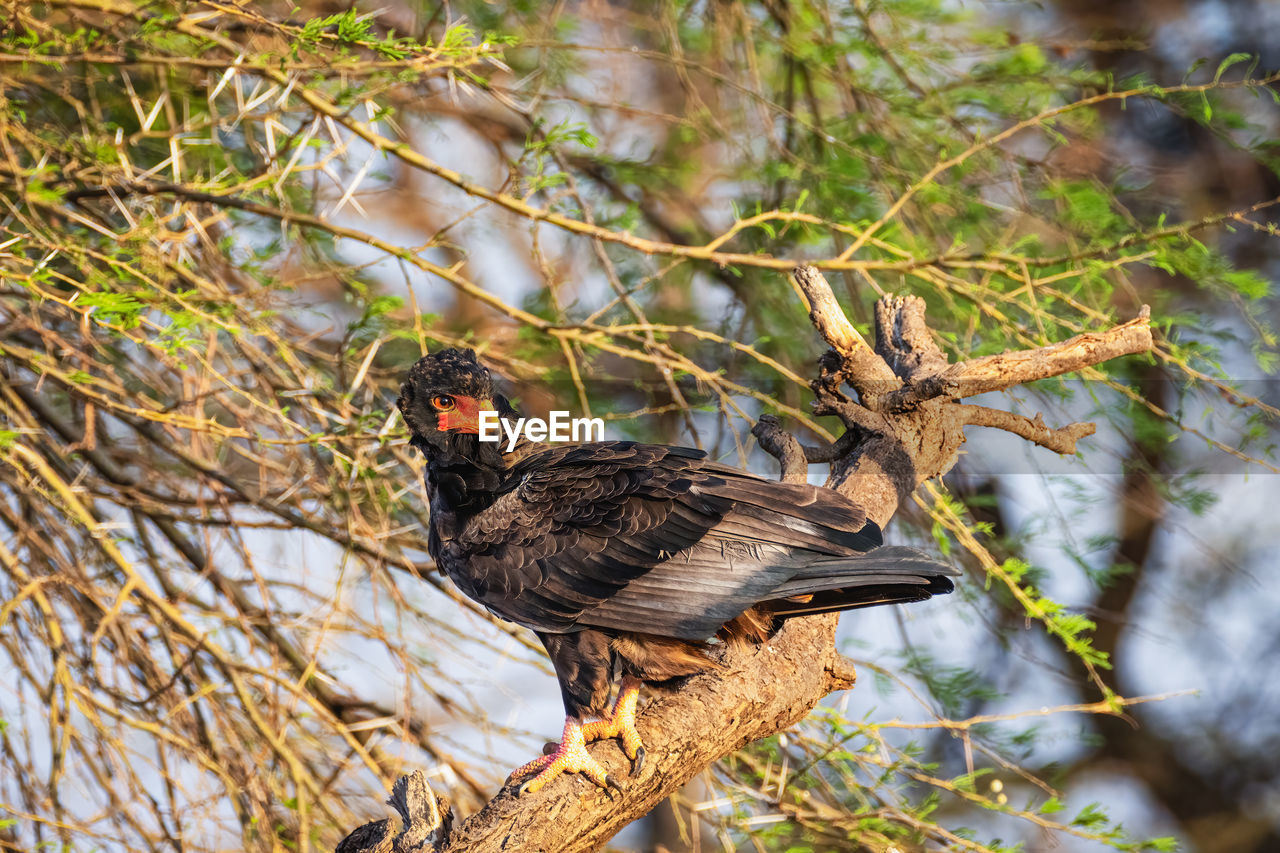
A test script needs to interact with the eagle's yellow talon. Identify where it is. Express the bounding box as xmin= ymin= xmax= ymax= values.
xmin=511 ymin=718 xmax=613 ymax=795
xmin=581 ymin=676 xmax=645 ymax=773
